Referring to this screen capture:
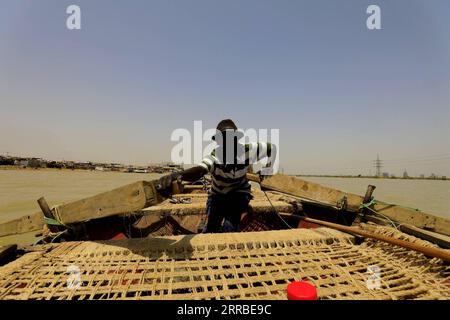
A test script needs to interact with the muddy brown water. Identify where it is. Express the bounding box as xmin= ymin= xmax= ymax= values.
xmin=0 ymin=170 xmax=449 ymax=245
